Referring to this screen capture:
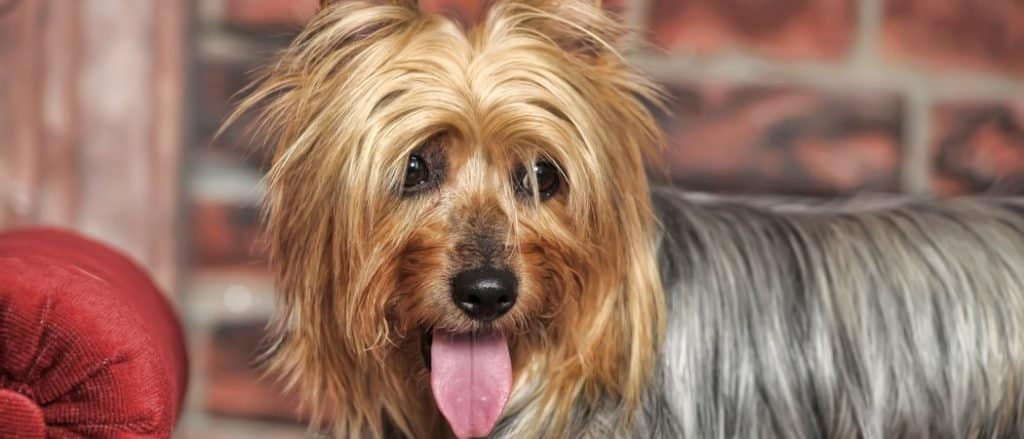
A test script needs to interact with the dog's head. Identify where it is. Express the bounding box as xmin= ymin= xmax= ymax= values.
xmin=228 ymin=0 xmax=665 ymax=436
